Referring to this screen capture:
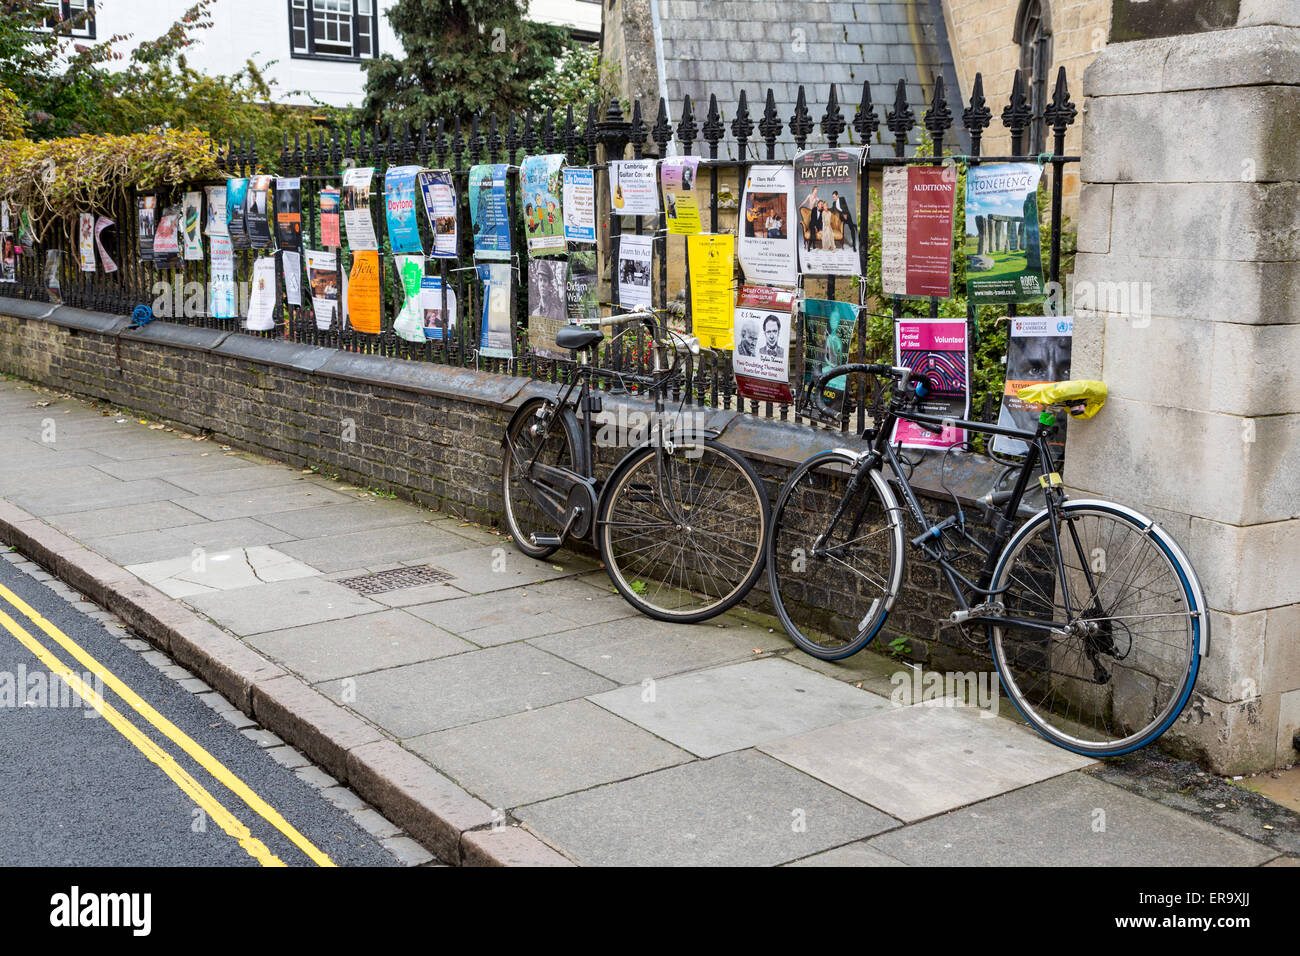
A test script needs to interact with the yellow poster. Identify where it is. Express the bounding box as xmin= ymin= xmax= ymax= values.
xmin=687 ymin=233 xmax=735 ymax=349
xmin=347 ymin=250 xmax=381 ymax=334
